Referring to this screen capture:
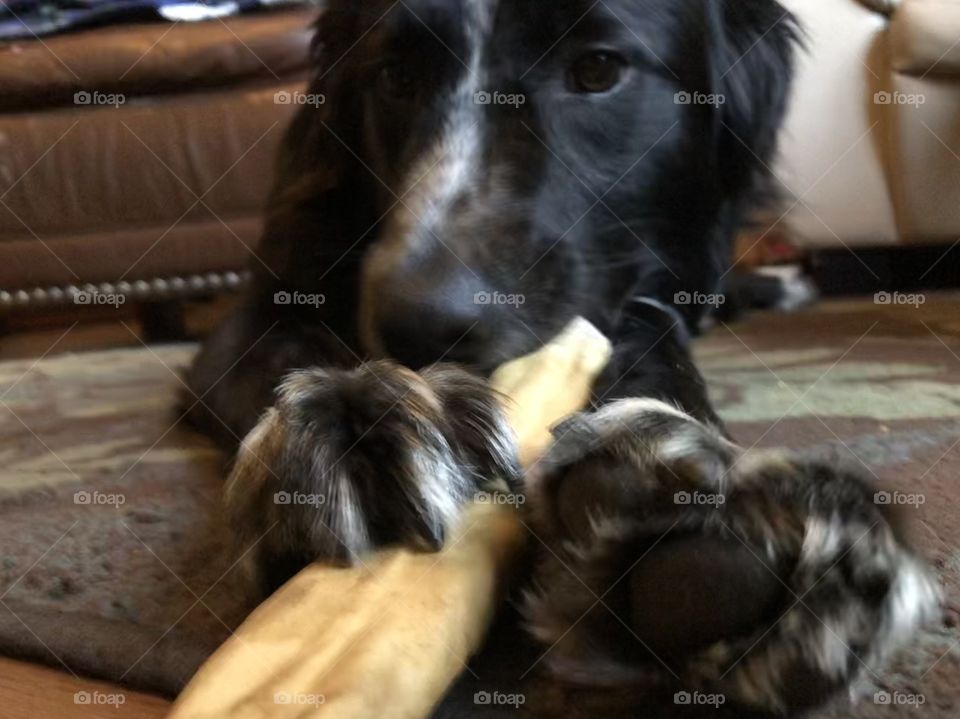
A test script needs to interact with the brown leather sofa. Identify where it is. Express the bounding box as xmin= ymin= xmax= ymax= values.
xmin=0 ymin=8 xmax=314 ymax=313
xmin=775 ymin=0 xmax=960 ymax=248
xmin=1 ymin=1 xmax=957 ymax=319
